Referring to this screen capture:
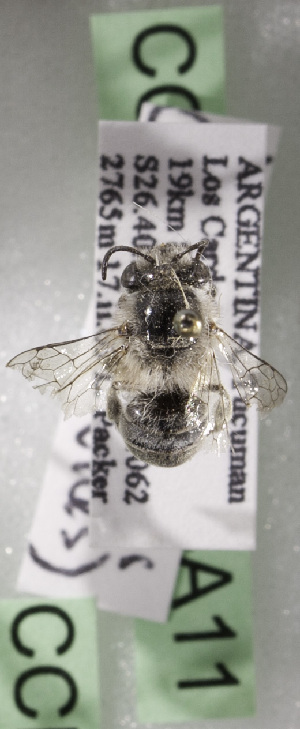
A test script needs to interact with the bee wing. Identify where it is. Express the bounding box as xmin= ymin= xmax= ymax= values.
xmin=213 ymin=326 xmax=287 ymax=413
xmin=7 ymin=327 xmax=127 ymax=418
xmin=186 ymin=348 xmax=232 ymax=451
